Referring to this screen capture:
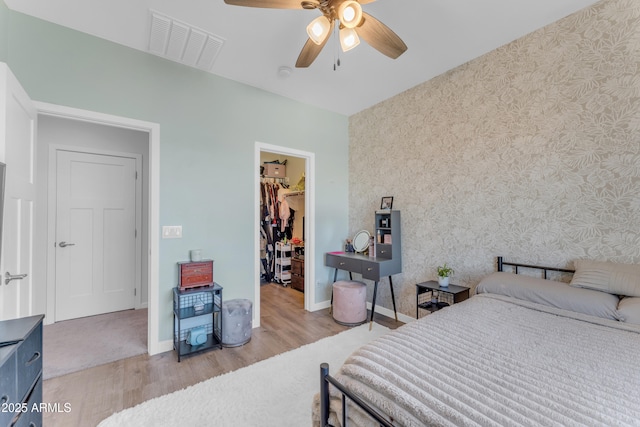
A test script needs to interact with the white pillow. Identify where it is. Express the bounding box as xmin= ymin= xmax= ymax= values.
xmin=570 ymin=259 xmax=640 ymax=297
xmin=477 ymin=272 xmax=620 ymax=320
xmin=618 ymin=297 xmax=640 ymax=325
